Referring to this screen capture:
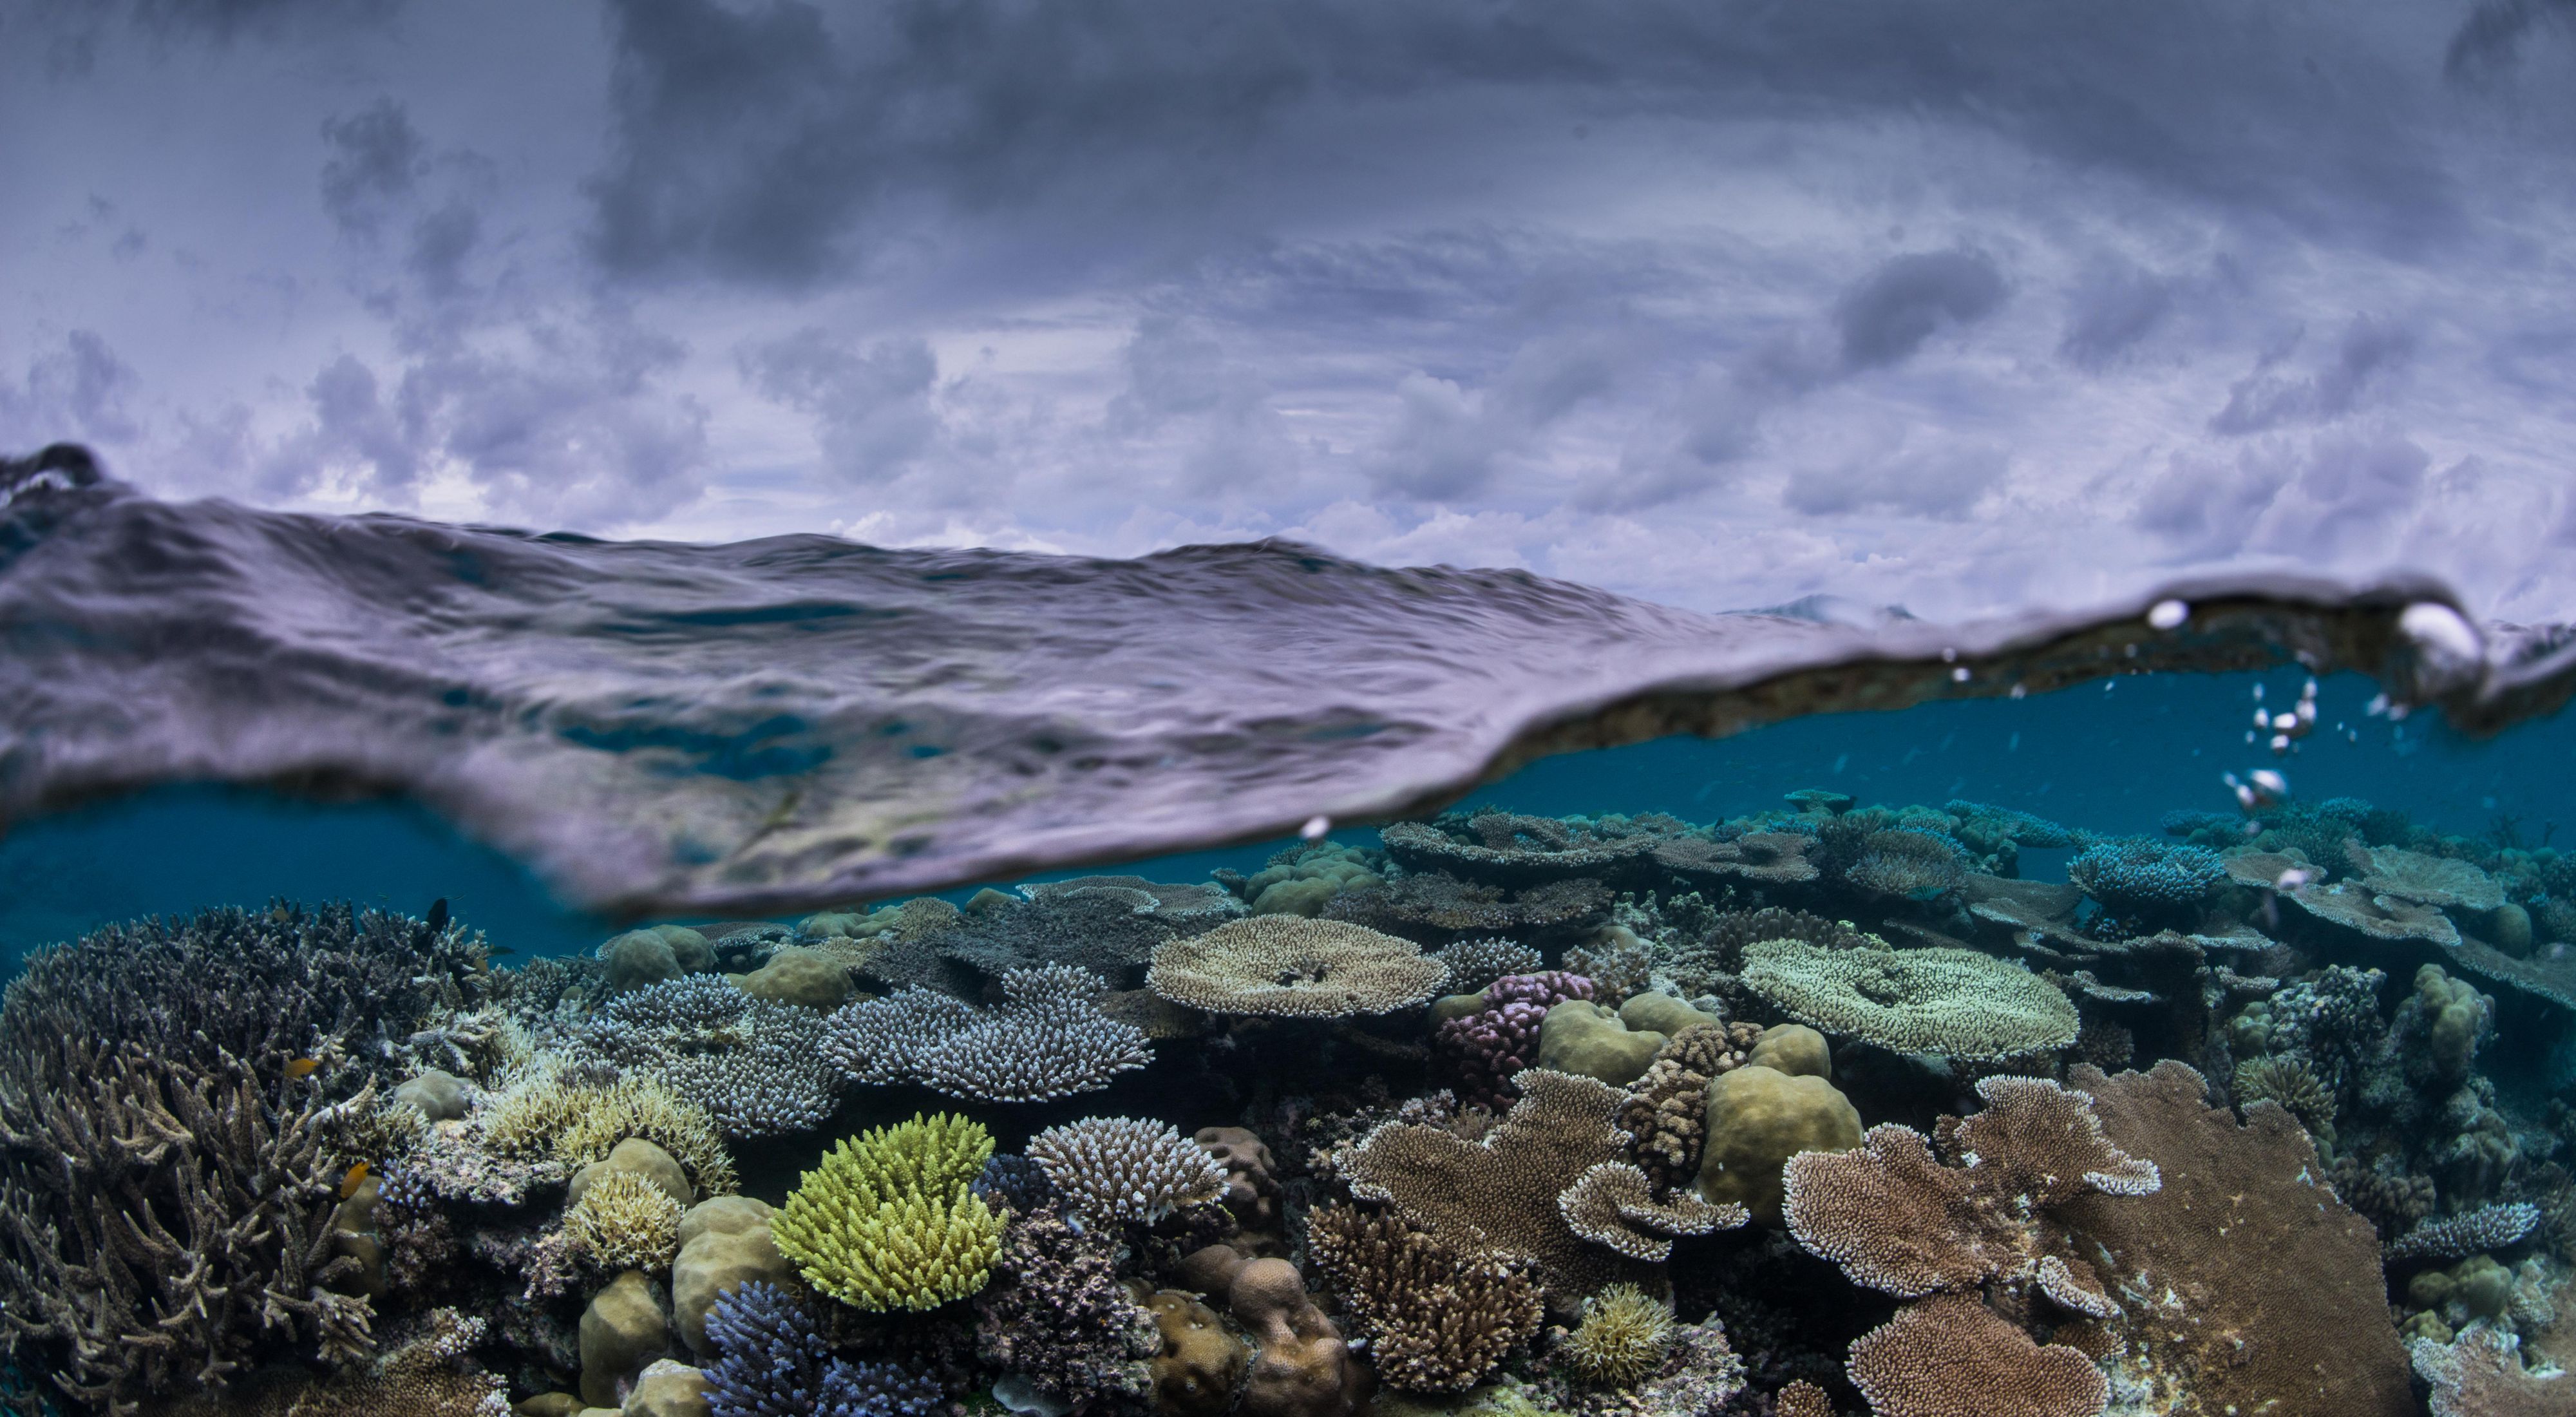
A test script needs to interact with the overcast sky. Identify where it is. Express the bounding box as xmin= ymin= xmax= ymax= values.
xmin=5 ymin=0 xmax=2574 ymax=623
